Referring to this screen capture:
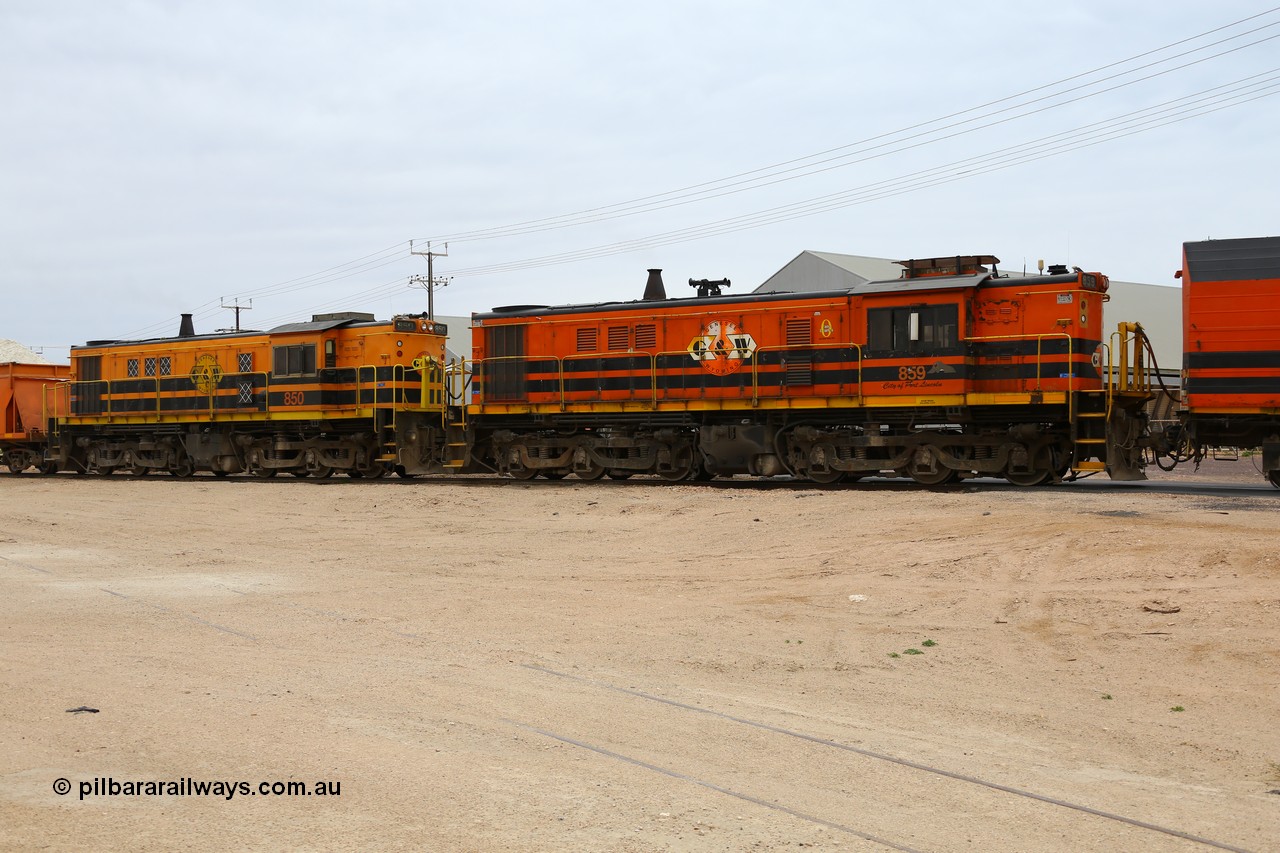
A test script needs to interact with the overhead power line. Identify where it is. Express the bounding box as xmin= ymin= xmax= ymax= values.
xmin=413 ymin=10 xmax=1280 ymax=245
xmin=239 ymin=68 xmax=1280 ymax=326
xmin=111 ymin=8 xmax=1280 ymax=336
xmin=435 ymin=71 xmax=1280 ymax=278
